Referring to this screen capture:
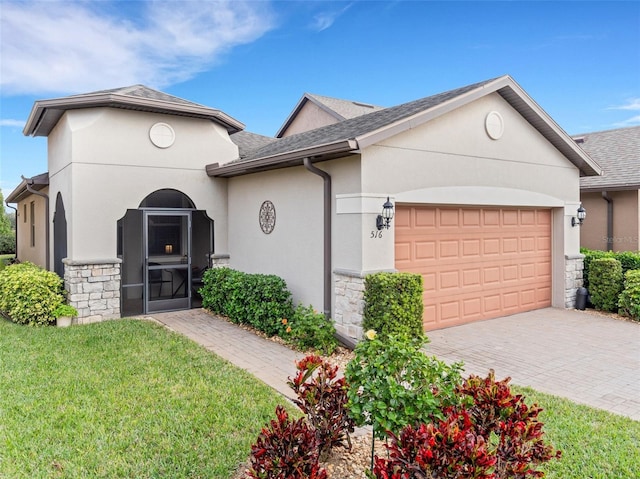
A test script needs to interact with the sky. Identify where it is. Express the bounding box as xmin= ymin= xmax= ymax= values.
xmin=1 ymin=0 xmax=639 ymax=201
